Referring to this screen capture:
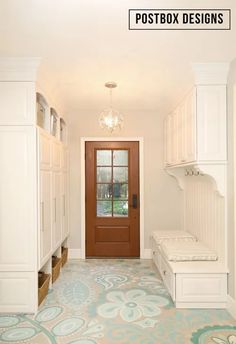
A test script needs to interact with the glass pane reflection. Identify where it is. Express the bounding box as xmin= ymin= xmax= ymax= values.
xmin=113 ymin=150 xmax=128 ymax=166
xmin=113 ymin=201 xmax=128 ymax=217
xmin=97 ymin=201 xmax=112 ymax=217
xmin=97 ymin=150 xmax=112 ymax=166
xmin=113 ymin=183 xmax=128 ymax=200
xmin=113 ymin=167 xmax=128 ymax=183
xmin=97 ymin=167 xmax=112 ymax=183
